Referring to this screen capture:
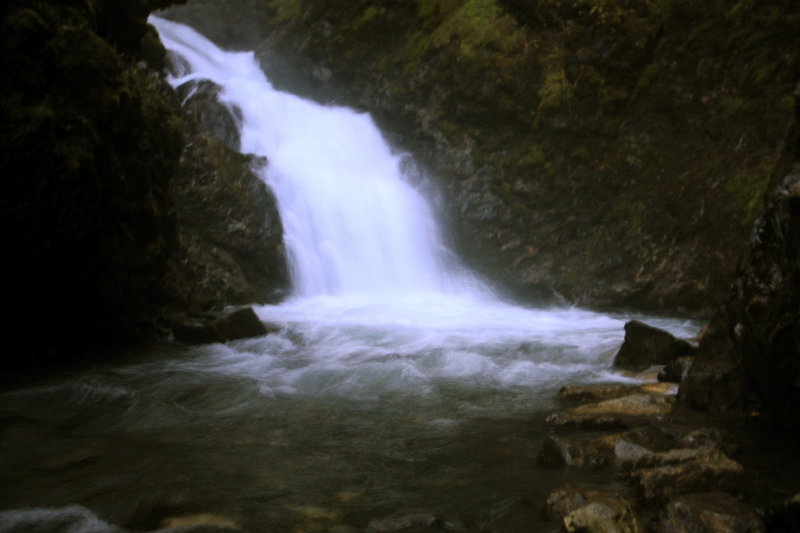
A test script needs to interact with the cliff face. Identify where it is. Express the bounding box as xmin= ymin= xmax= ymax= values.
xmin=163 ymin=0 xmax=799 ymax=314
xmin=1 ymin=0 xmax=287 ymax=368
xmin=681 ymin=86 xmax=800 ymax=426
xmin=1 ymin=0 xmax=185 ymax=362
